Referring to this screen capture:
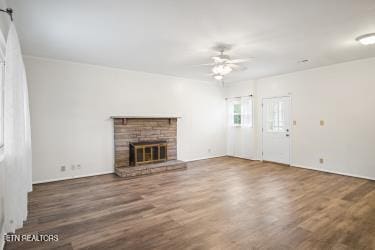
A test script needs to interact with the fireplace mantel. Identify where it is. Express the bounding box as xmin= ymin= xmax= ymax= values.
xmin=110 ymin=116 xmax=182 ymax=119
xmin=111 ymin=116 xmax=181 ymax=125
